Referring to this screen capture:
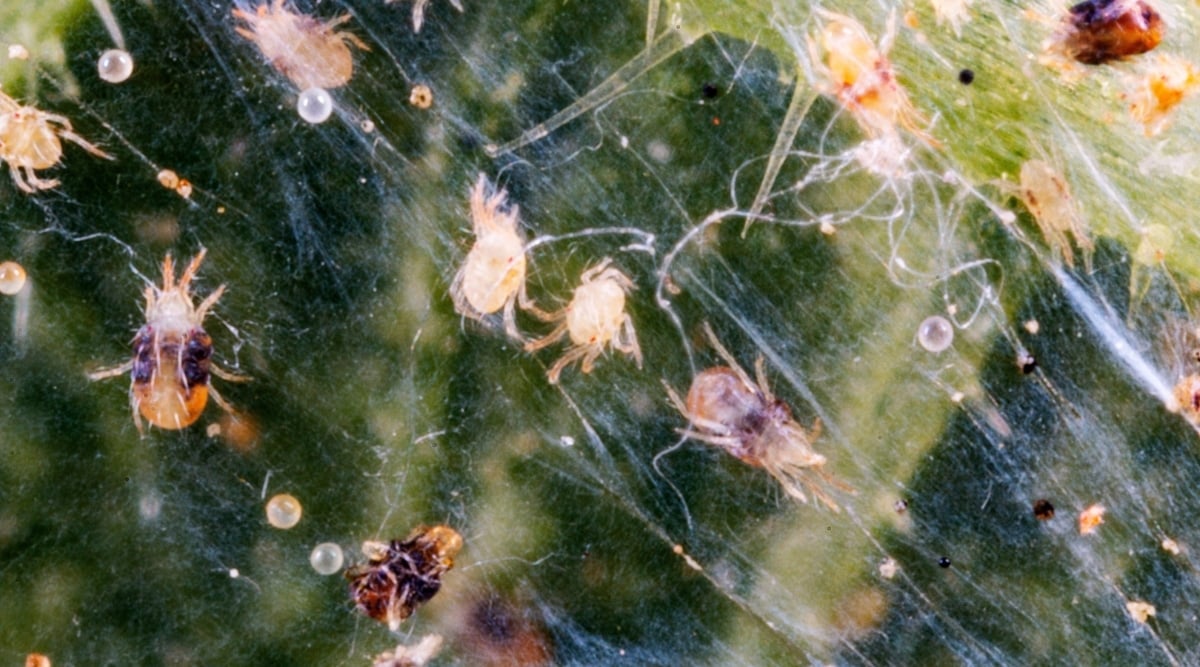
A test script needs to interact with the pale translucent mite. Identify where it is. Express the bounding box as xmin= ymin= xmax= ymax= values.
xmin=89 ymin=249 xmax=248 ymax=433
xmin=525 ymin=257 xmax=642 ymax=384
xmin=450 ymin=174 xmax=542 ymax=340
xmin=809 ymin=10 xmax=937 ymax=146
xmin=232 ymin=0 xmax=368 ymax=90
xmin=0 ymin=90 xmax=111 ymax=193
xmin=665 ymin=323 xmax=848 ymax=509
xmin=1016 ymin=160 xmax=1093 ymax=268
